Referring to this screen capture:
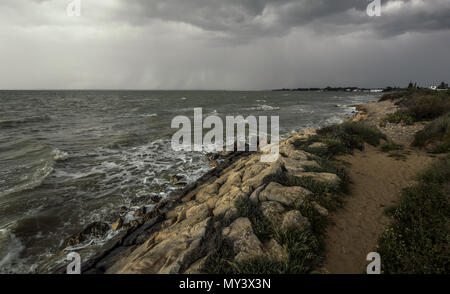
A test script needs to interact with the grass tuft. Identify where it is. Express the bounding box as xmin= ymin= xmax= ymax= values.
xmin=293 ymin=122 xmax=386 ymax=159
xmin=377 ymin=157 xmax=450 ymax=274
xmin=413 ymin=113 xmax=450 ymax=153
